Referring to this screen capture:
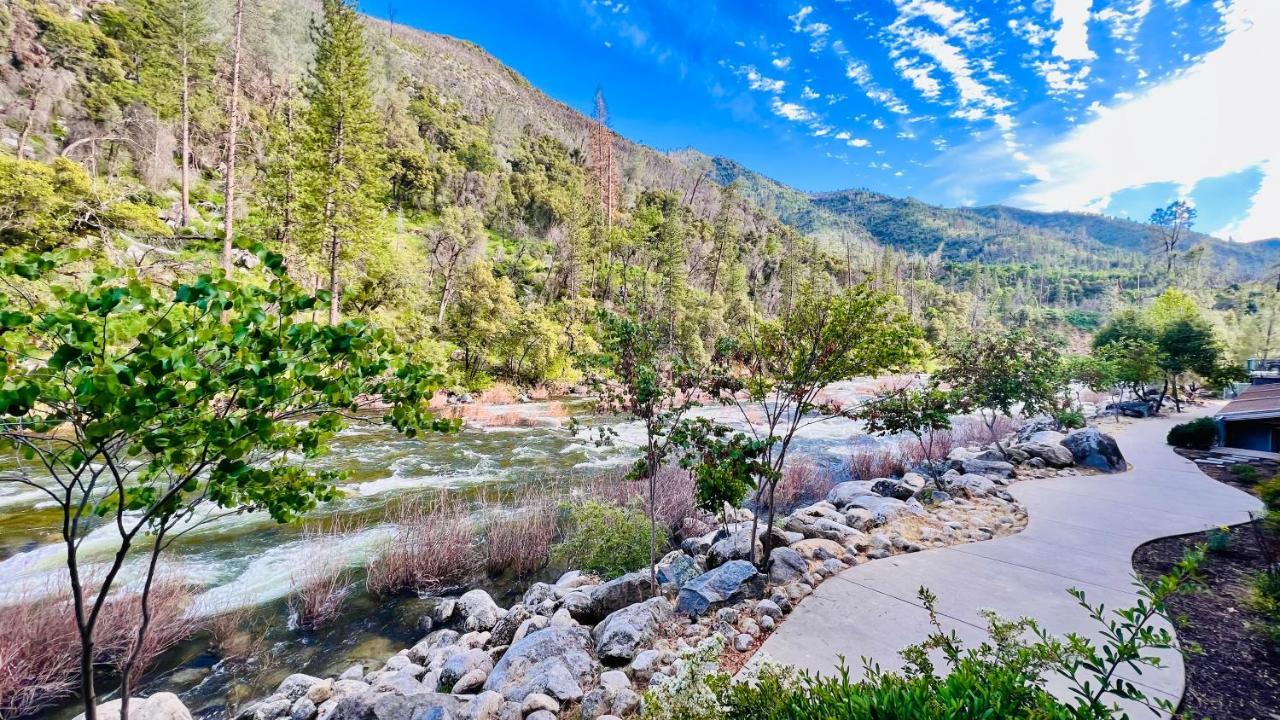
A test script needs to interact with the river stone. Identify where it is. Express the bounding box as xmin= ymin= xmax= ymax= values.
xmin=766 ymin=546 xmax=807 ymax=585
xmin=371 ymin=671 xmax=425 ymax=695
xmin=76 ymin=693 xmax=194 ymax=720
xmin=592 ymin=596 xmax=673 ymax=664
xmin=409 ymin=630 xmax=460 ymax=665
xmin=482 ymin=625 xmax=598 ymax=703
xmin=826 ymin=481 xmax=876 ymax=508
xmin=370 ymin=691 xmax=467 ymax=720
xmin=458 ymin=589 xmax=504 ymax=632
xmin=290 ymin=697 xmax=317 ymax=720
xmin=523 ymin=583 xmax=558 ymax=607
xmin=707 ymin=530 xmax=761 ymax=568
xmin=521 ymin=693 xmax=560 ymax=715
xmin=451 ymin=668 xmax=488 ymax=694
xmin=560 ymin=591 xmax=597 ymax=622
xmin=842 ymin=495 xmax=922 ymax=524
xmin=438 ymin=649 xmax=493 ymax=692
xmin=675 ymin=560 xmax=766 ymax=616
xmin=513 ymin=614 xmax=550 ymax=644
xmin=588 ymin=571 xmax=655 ymax=620
xmin=489 ymin=604 xmax=533 ymax=647
xmin=1062 ymin=428 xmax=1127 ymax=473
xmin=783 ymin=502 xmax=850 ymax=538
xmin=655 ymin=551 xmax=701 ymax=588
xmin=870 ymin=479 xmax=915 ymax=500
xmin=1019 ymin=440 xmax=1074 ymax=468
xmin=790 ymin=538 xmax=845 ymax=561
xmin=951 ymin=458 xmax=1016 ymax=478
xmin=947 ymin=473 xmax=996 ymax=498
